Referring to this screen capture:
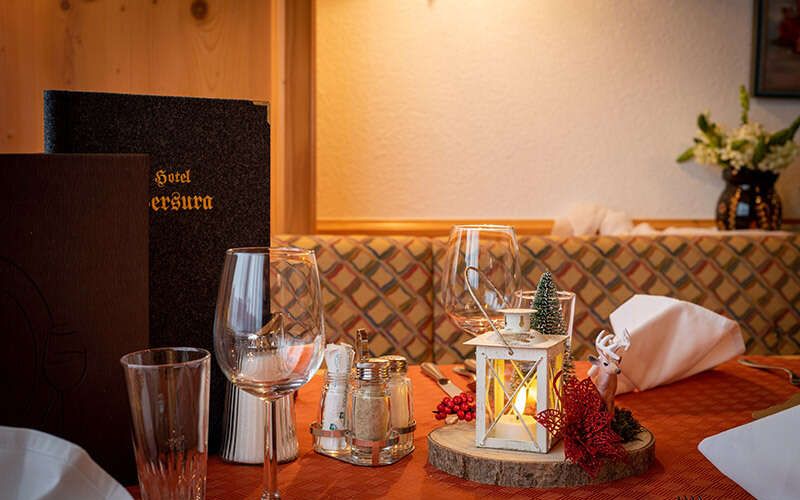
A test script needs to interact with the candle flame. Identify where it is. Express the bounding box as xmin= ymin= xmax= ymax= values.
xmin=513 ymin=386 xmax=526 ymax=415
